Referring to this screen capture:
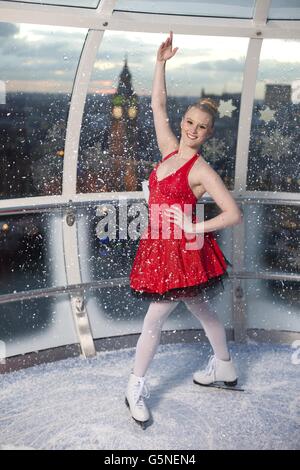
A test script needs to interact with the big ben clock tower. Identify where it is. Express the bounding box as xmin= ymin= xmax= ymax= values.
xmin=109 ymin=57 xmax=139 ymax=191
